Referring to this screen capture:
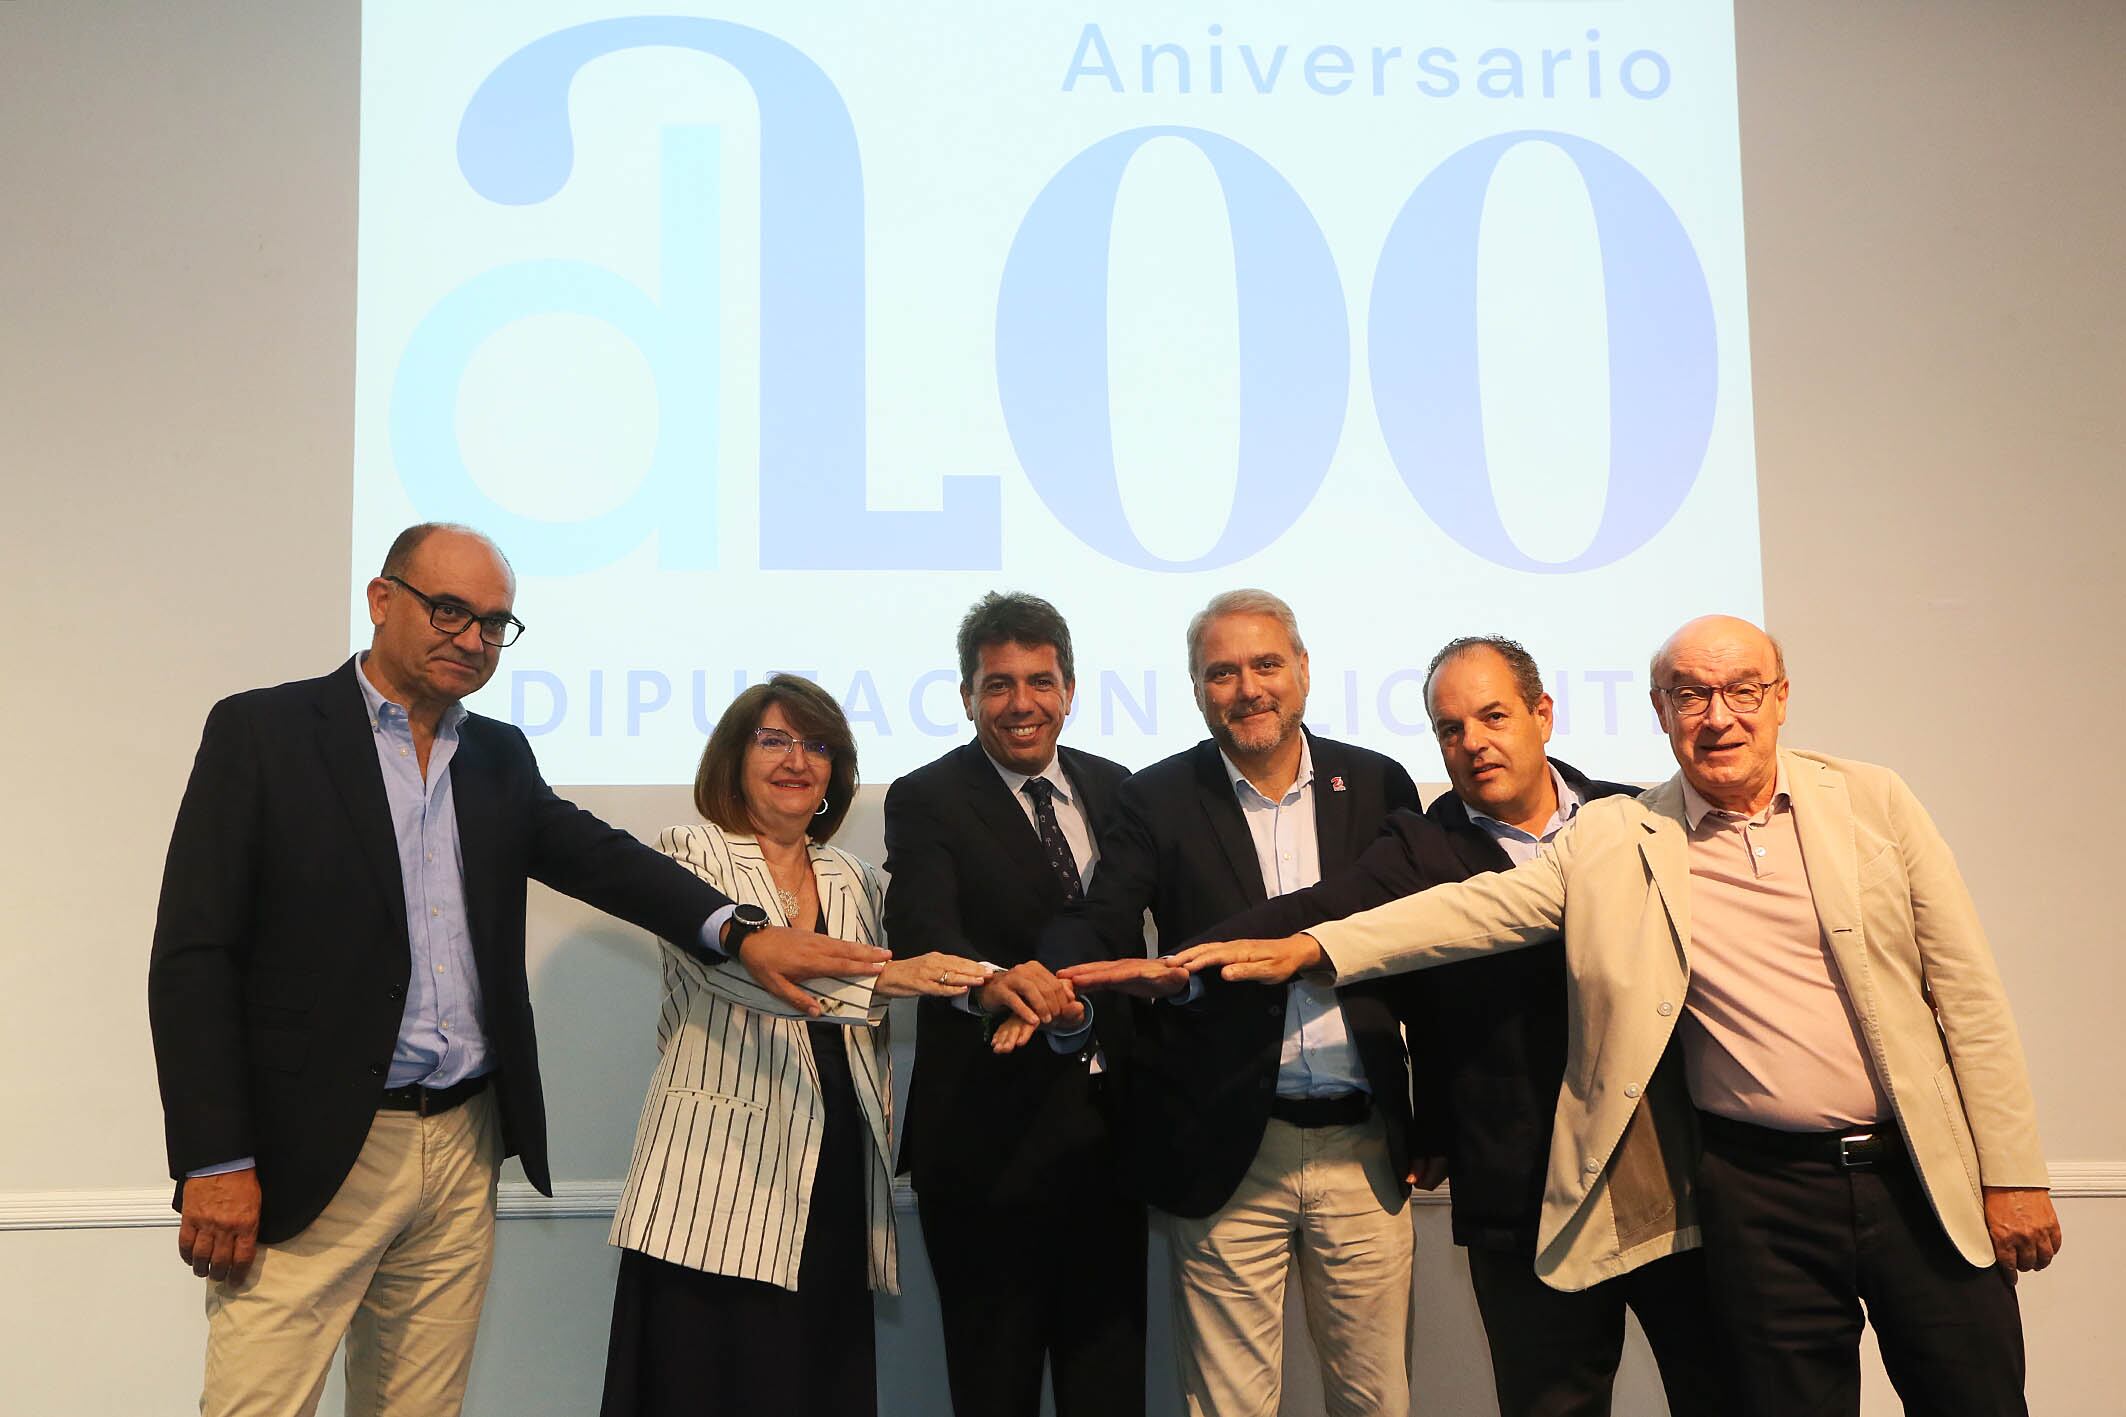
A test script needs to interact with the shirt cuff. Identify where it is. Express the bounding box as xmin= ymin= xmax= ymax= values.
xmin=700 ymin=904 xmax=739 ymax=960
xmin=1164 ymin=971 xmax=1207 ymax=1007
xmin=187 ymin=1158 xmax=255 ymax=1178
xmin=1046 ymin=997 xmax=1096 ymax=1050
xmin=953 ymin=961 xmax=1006 ymax=1014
